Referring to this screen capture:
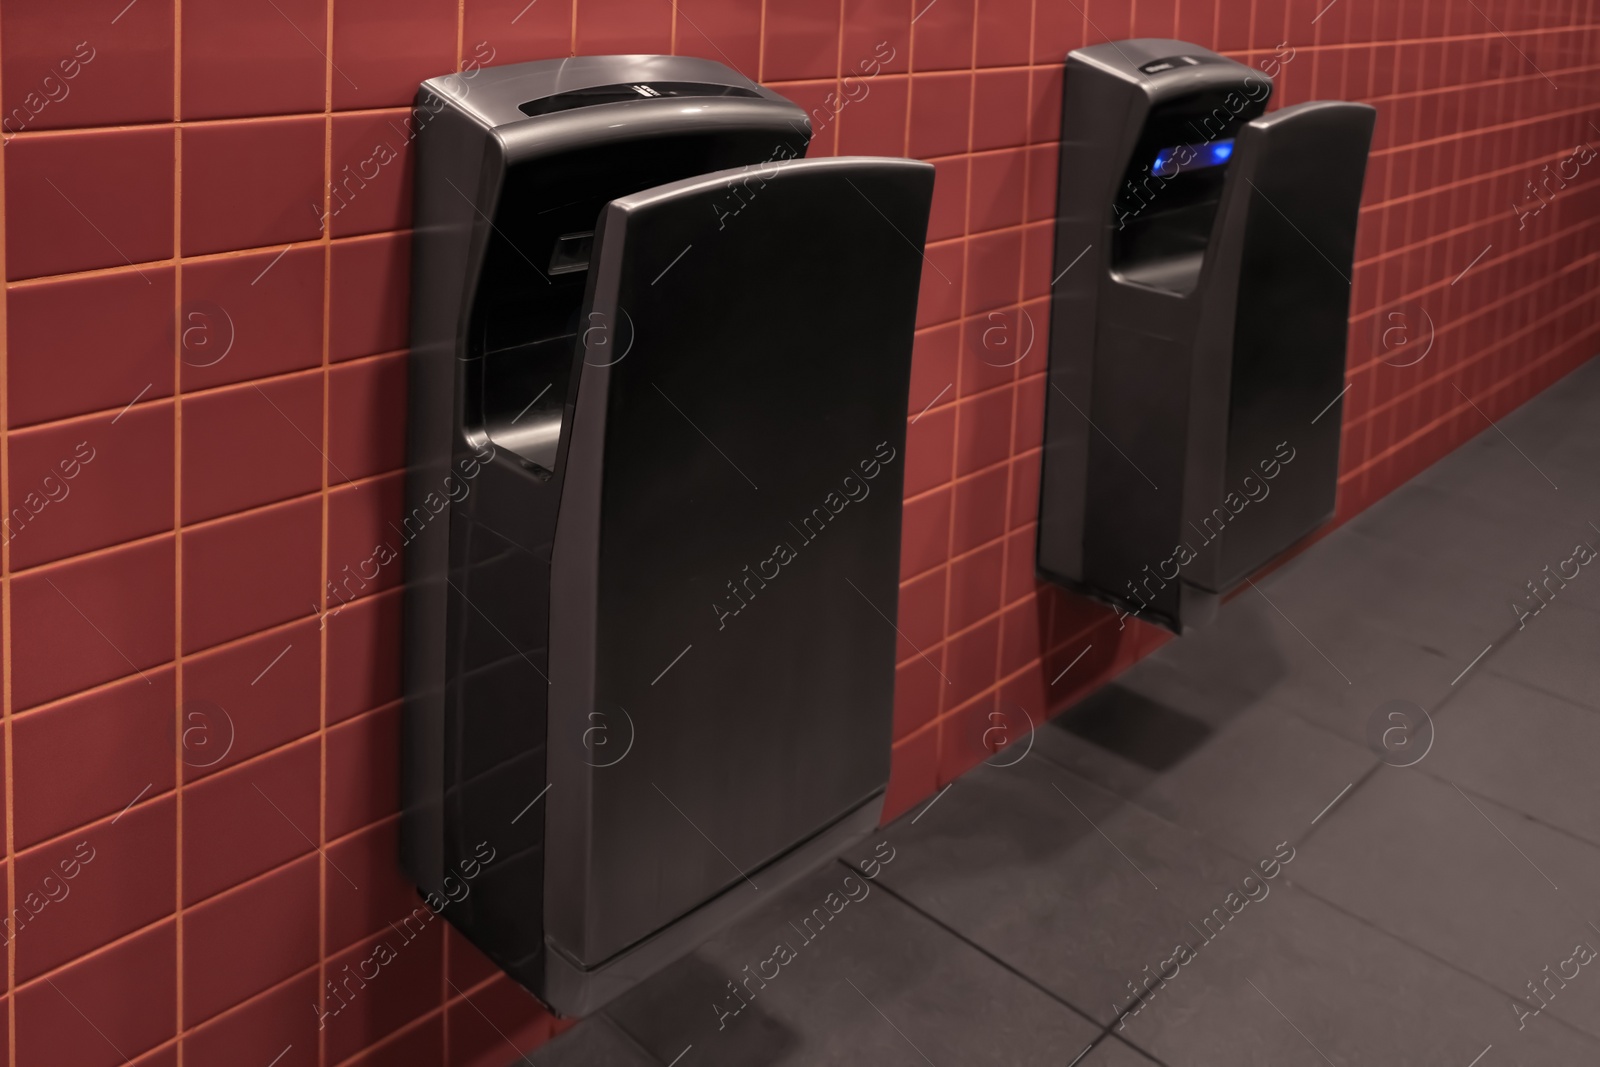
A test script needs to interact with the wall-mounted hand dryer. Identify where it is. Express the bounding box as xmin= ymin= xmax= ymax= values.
xmin=399 ymin=55 xmax=933 ymax=1016
xmin=1036 ymin=39 xmax=1375 ymax=632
